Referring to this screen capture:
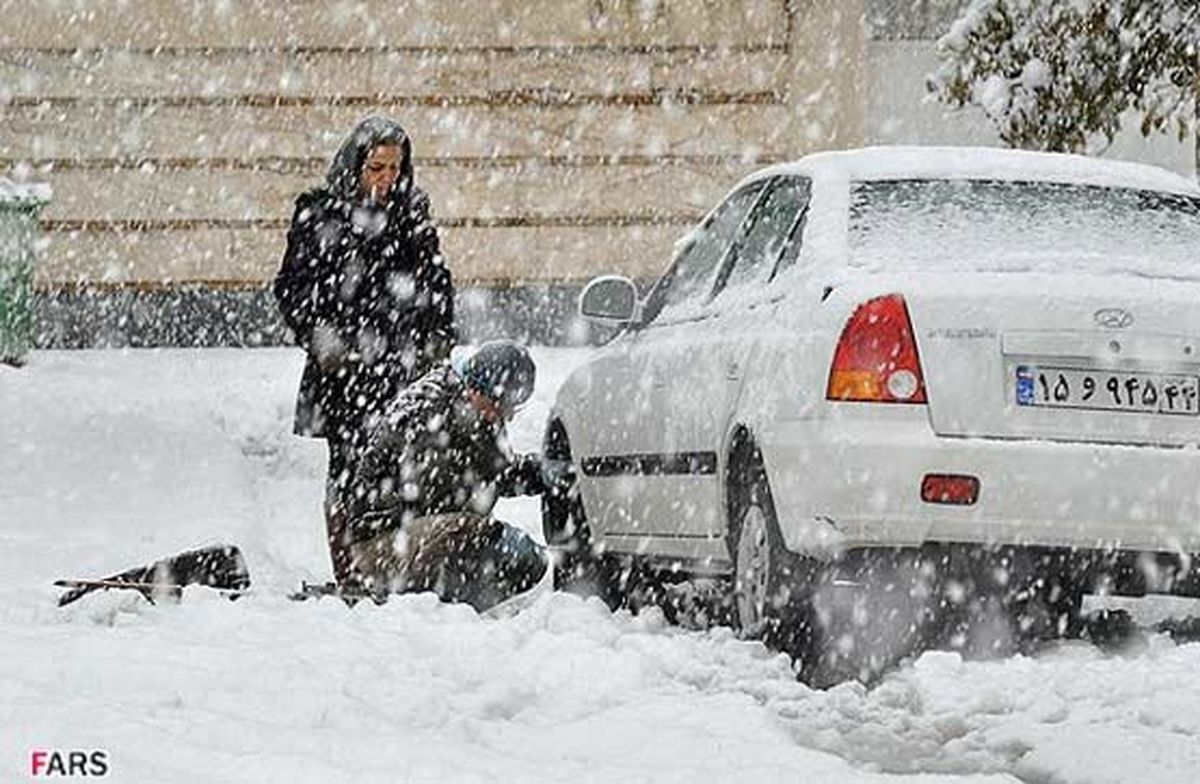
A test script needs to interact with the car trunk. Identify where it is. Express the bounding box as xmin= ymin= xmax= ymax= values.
xmin=905 ymin=274 xmax=1200 ymax=447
